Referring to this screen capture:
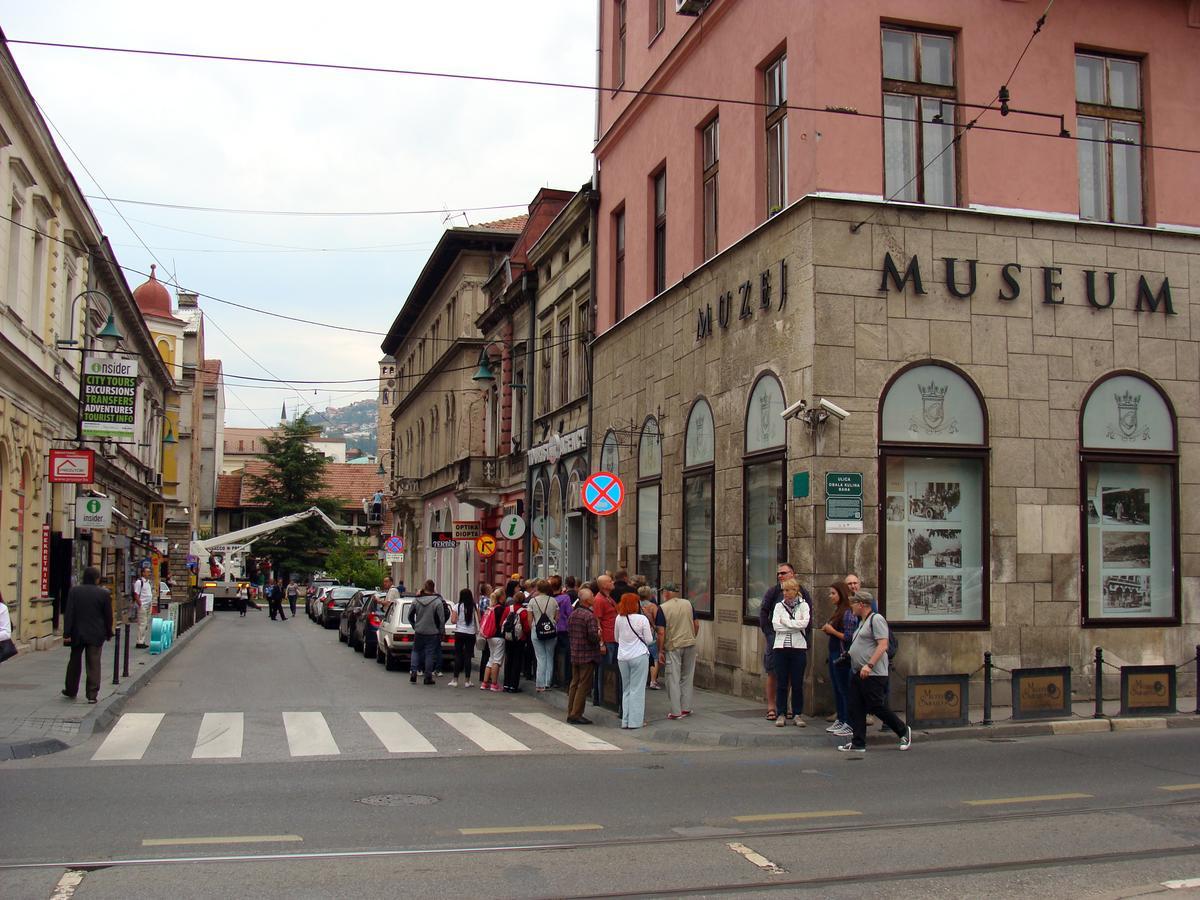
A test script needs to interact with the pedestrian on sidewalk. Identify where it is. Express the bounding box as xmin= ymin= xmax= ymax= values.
xmin=480 ymin=595 xmax=506 ymax=692
xmin=659 ymin=583 xmax=698 ymax=720
xmin=131 ymin=564 xmax=153 ymax=648
xmin=838 ymin=593 xmax=912 ymax=753
xmin=62 ymin=566 xmax=114 ymax=704
xmin=448 ymin=588 xmax=477 ymax=687
xmin=566 ymin=588 xmax=602 ymax=724
xmin=0 ymin=588 xmax=16 ymax=664
xmin=408 ymin=584 xmax=446 ymax=685
xmin=592 ymin=575 xmax=618 ymax=702
xmin=553 ymin=575 xmax=574 ymax=689
xmin=821 ymin=581 xmax=856 ymax=737
xmin=615 ymin=593 xmax=654 ymax=729
xmin=501 ymin=591 xmax=530 ymax=693
xmin=637 ymin=586 xmax=664 ymax=690
xmin=527 ymin=579 xmax=558 ymax=693
xmin=772 ymin=578 xmax=810 ymax=727
xmin=286 ymin=581 xmax=299 ymax=617
xmin=759 ymin=561 xmax=797 ymax=721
